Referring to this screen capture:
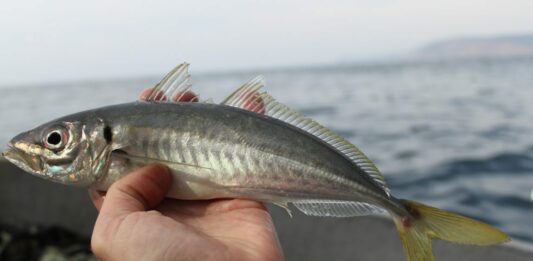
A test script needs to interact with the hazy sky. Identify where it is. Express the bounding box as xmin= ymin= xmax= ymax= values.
xmin=1 ymin=0 xmax=532 ymax=86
